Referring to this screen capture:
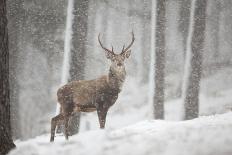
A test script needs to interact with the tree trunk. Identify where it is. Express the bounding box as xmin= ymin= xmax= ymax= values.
xmin=67 ymin=0 xmax=89 ymax=135
xmin=178 ymin=0 xmax=191 ymax=57
xmin=7 ymin=0 xmax=24 ymax=139
xmin=211 ymin=0 xmax=221 ymax=61
xmin=0 ymin=0 xmax=16 ymax=154
xmin=182 ymin=0 xmax=207 ymax=120
xmin=176 ymin=0 xmax=191 ymax=98
xmin=141 ymin=0 xmax=151 ymax=84
xmin=153 ymin=0 xmax=166 ymax=119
